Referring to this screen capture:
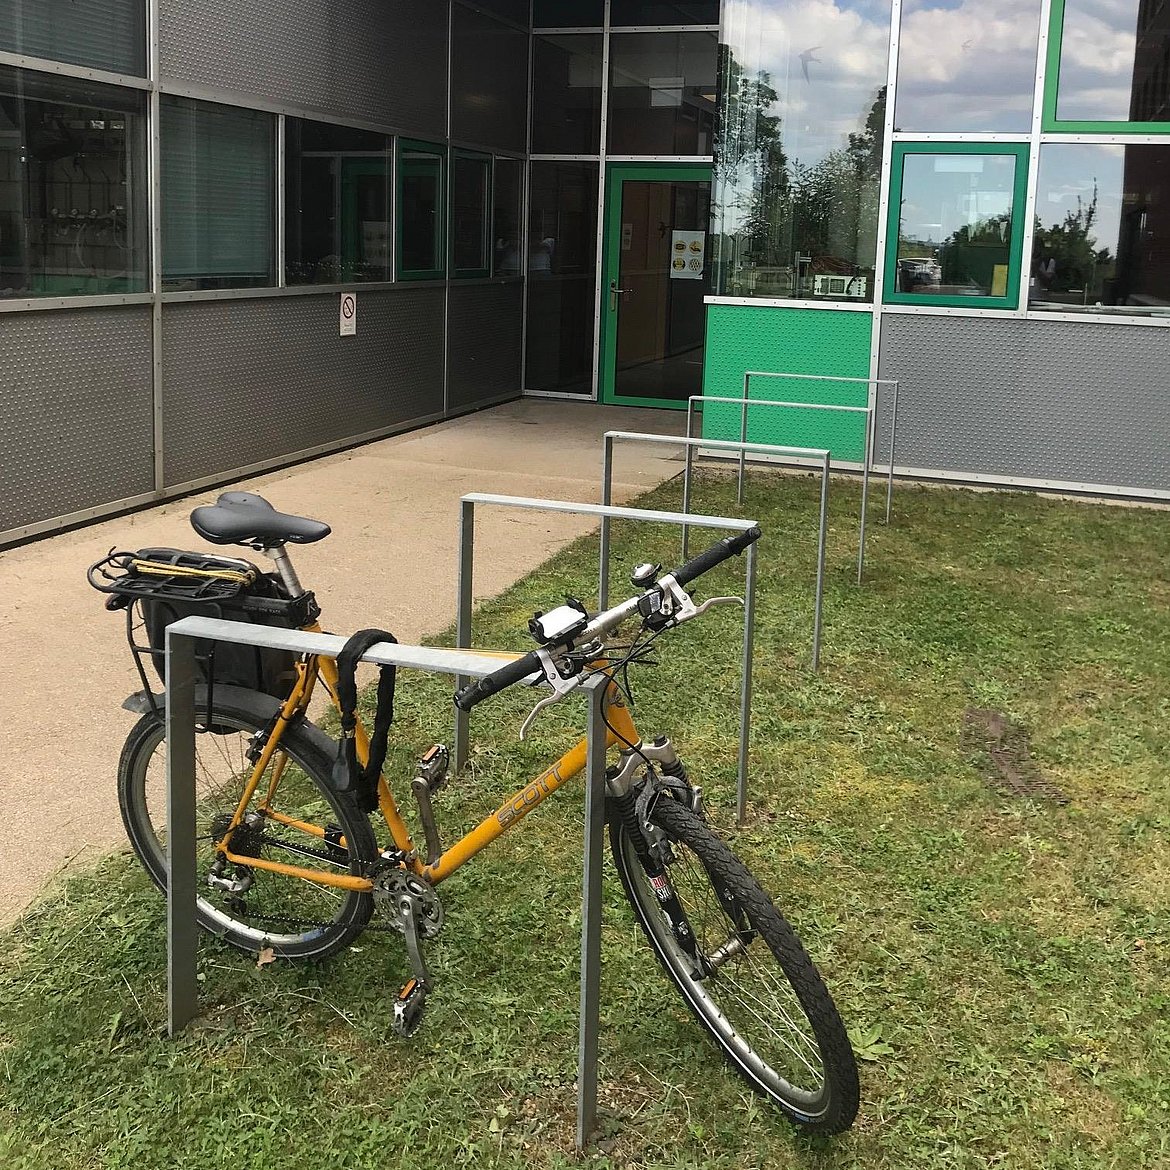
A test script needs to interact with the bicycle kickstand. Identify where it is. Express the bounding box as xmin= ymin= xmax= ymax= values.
xmin=392 ymin=891 xmax=432 ymax=1037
